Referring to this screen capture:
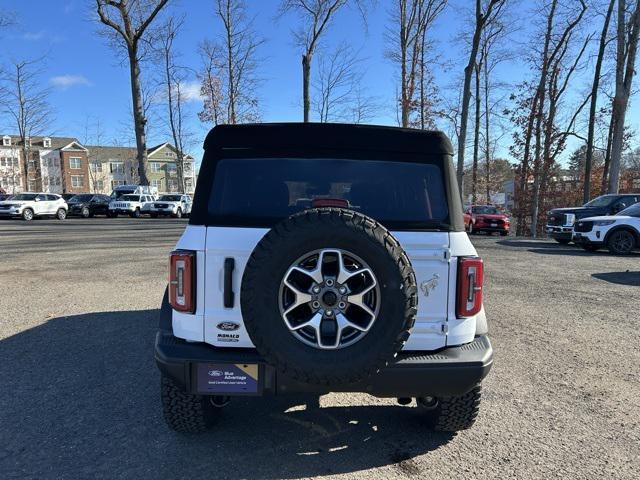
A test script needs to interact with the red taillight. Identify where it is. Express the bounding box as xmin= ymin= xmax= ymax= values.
xmin=456 ymin=257 xmax=484 ymax=318
xmin=169 ymin=250 xmax=196 ymax=313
